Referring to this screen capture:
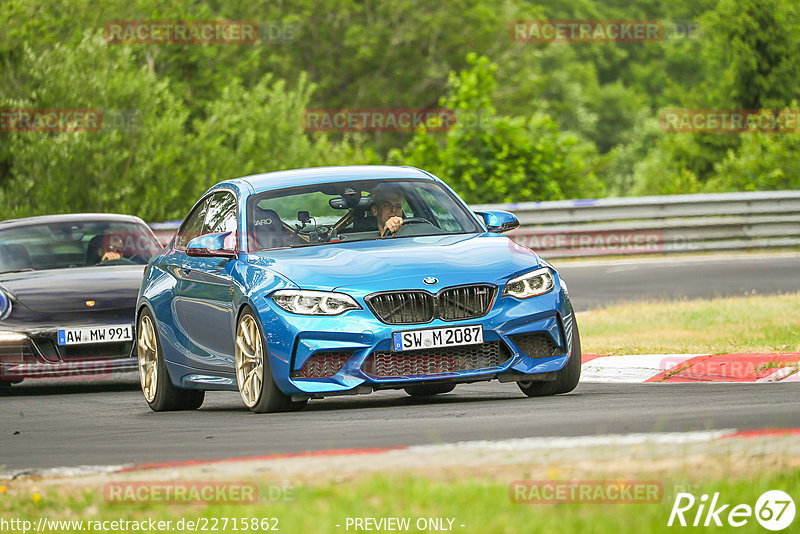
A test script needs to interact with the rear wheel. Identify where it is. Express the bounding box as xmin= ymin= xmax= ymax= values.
xmin=404 ymin=383 xmax=456 ymax=397
xmin=137 ymin=309 xmax=204 ymax=411
xmin=518 ymin=321 xmax=581 ymax=397
xmin=235 ymin=307 xmax=307 ymax=413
